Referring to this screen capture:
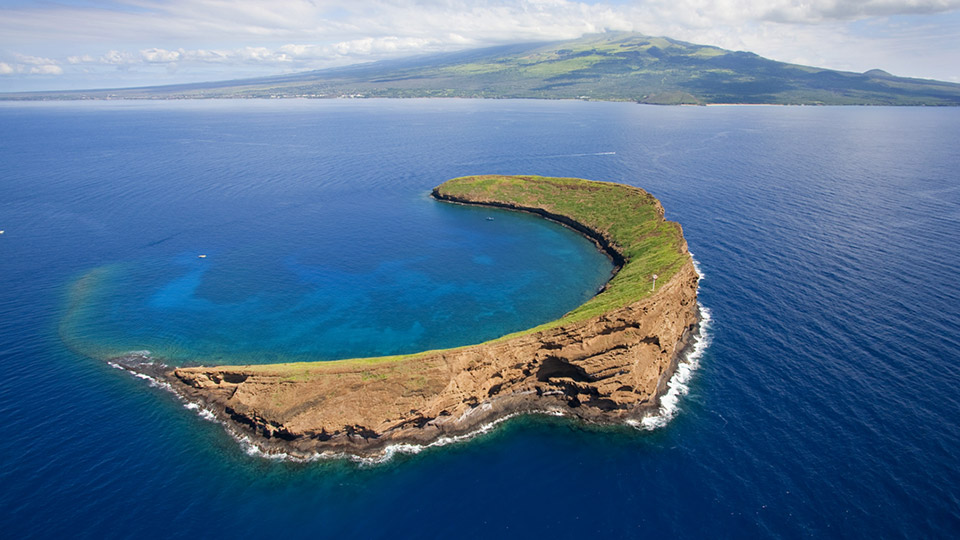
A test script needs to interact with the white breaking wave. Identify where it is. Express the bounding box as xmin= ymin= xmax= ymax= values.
xmin=541 ymin=151 xmax=617 ymax=158
xmin=111 ymin=355 xmax=223 ymax=426
xmin=691 ymin=253 xmax=706 ymax=280
xmin=227 ymin=291 xmax=713 ymax=462
xmin=634 ymin=303 xmax=712 ymax=430
xmin=183 ymin=402 xmax=216 ymax=421
xmin=632 ymin=252 xmax=711 ymax=431
xmin=230 ymin=407 xmax=570 ymax=466
xmin=109 ymin=360 xmax=173 ymax=392
xmin=113 ymin=255 xmax=712 ymax=464
xmin=131 ymin=372 xmax=173 ymax=391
